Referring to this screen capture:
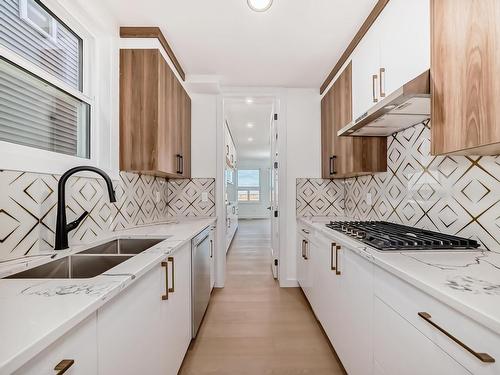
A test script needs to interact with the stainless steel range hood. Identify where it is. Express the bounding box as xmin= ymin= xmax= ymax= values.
xmin=338 ymin=70 xmax=430 ymax=137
